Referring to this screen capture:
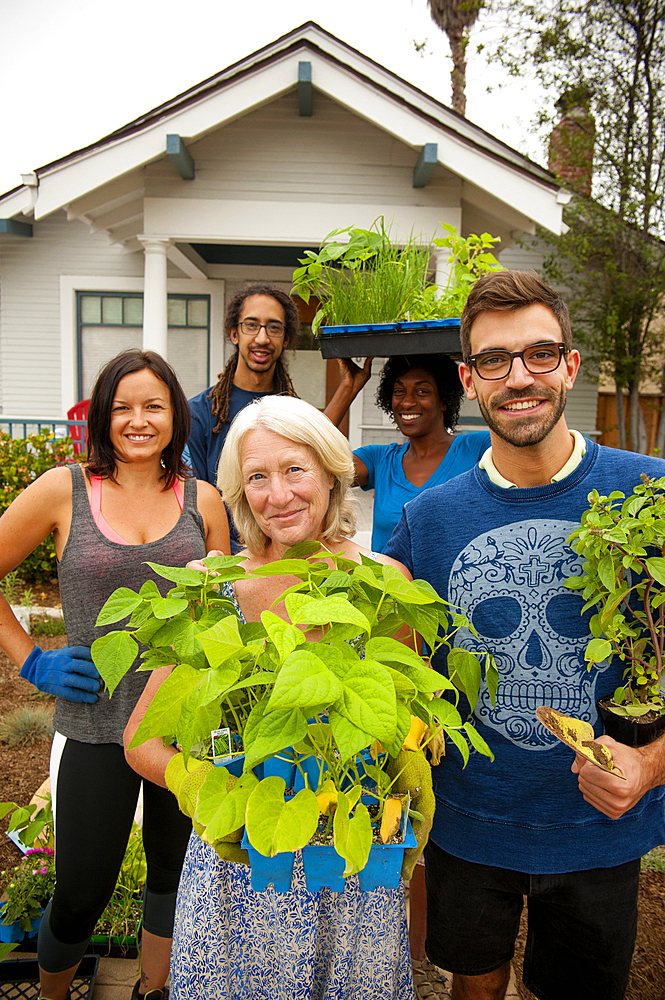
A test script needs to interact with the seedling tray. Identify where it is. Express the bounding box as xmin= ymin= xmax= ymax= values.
xmin=0 ymin=955 xmax=99 ymax=1000
xmin=317 ymin=319 xmax=462 ymax=358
